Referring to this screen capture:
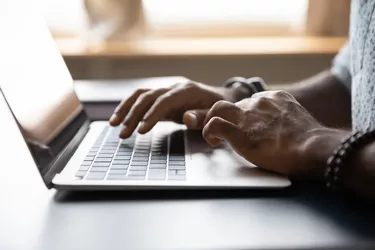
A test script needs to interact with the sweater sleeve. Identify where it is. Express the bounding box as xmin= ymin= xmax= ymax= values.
xmin=331 ymin=42 xmax=352 ymax=93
